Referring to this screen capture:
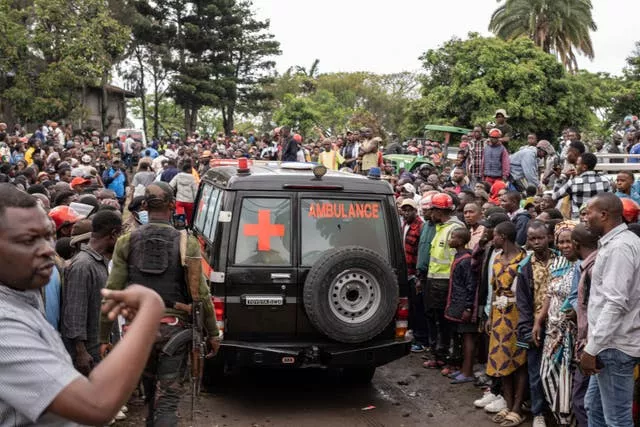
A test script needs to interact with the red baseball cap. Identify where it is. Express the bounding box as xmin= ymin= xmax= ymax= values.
xmin=70 ymin=177 xmax=91 ymax=190
xmin=489 ymin=129 xmax=503 ymax=138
